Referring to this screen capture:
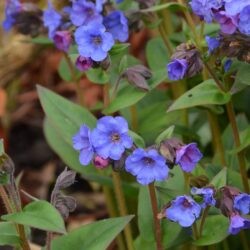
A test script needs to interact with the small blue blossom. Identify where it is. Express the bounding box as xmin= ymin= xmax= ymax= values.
xmin=229 ymin=213 xmax=250 ymax=235
xmin=116 ymin=0 xmax=124 ymax=3
xmin=43 ymin=2 xmax=62 ymax=38
xmin=189 ymin=0 xmax=223 ymax=23
xmin=224 ymin=59 xmax=232 ymax=72
xmin=2 ymin=0 xmax=22 ymax=31
xmin=238 ymin=6 xmax=250 ymax=35
xmin=191 ymin=187 xmax=216 ymax=208
xmin=125 ymin=148 xmax=169 ymax=185
xmin=224 ymin=0 xmax=250 ymax=16
xmin=91 ymin=116 xmax=133 ymax=160
xmin=167 ymin=59 xmax=188 ymax=81
xmin=69 ymin=0 xmax=103 ymax=27
xmin=205 ymin=36 xmax=220 ymax=54
xmin=175 ymin=143 xmax=202 ymax=172
xmin=75 ymin=22 xmax=114 ymax=61
xmin=165 ymin=195 xmax=201 ymax=227
xmin=234 ymin=193 xmax=250 ymax=215
xmin=72 ymin=125 xmax=94 ymax=166
xmin=103 ymin=11 xmax=129 ymax=42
